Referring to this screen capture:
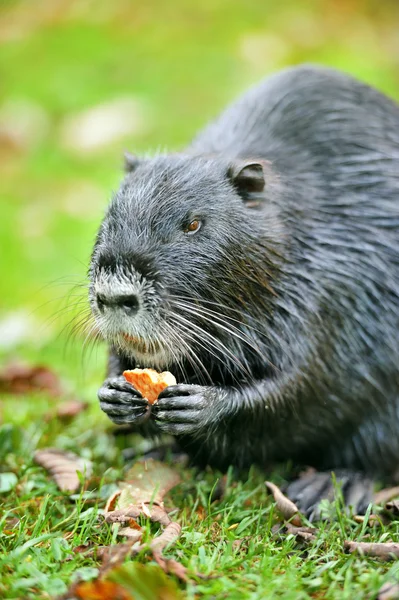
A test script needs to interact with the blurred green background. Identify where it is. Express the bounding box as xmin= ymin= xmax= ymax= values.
xmin=1 ymin=0 xmax=399 ymax=391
